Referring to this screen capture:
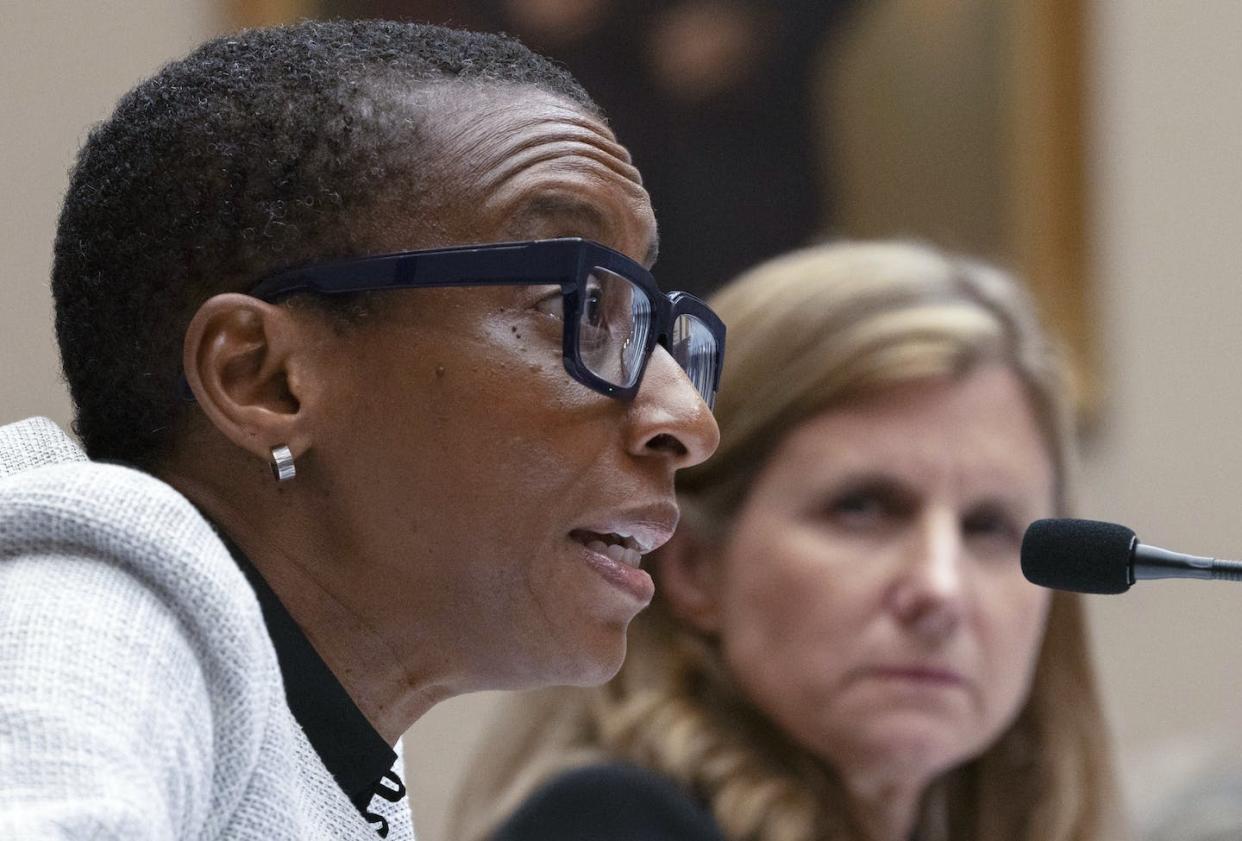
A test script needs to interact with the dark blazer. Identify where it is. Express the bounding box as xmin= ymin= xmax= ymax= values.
xmin=491 ymin=762 xmax=727 ymax=841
